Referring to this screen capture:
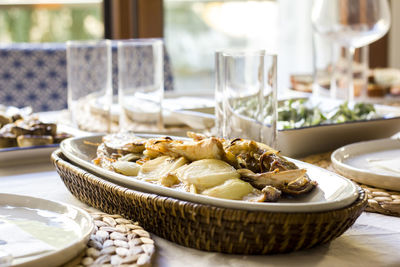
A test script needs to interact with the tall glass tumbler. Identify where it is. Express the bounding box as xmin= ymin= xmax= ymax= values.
xmin=67 ymin=40 xmax=112 ymax=132
xmin=214 ymin=51 xmax=226 ymax=138
xmin=222 ymin=50 xmax=277 ymax=147
xmin=118 ymin=39 xmax=164 ymax=132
